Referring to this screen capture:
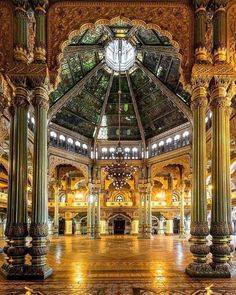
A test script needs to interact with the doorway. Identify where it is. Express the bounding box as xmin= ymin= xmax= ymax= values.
xmin=114 ymin=219 xmax=125 ymax=234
